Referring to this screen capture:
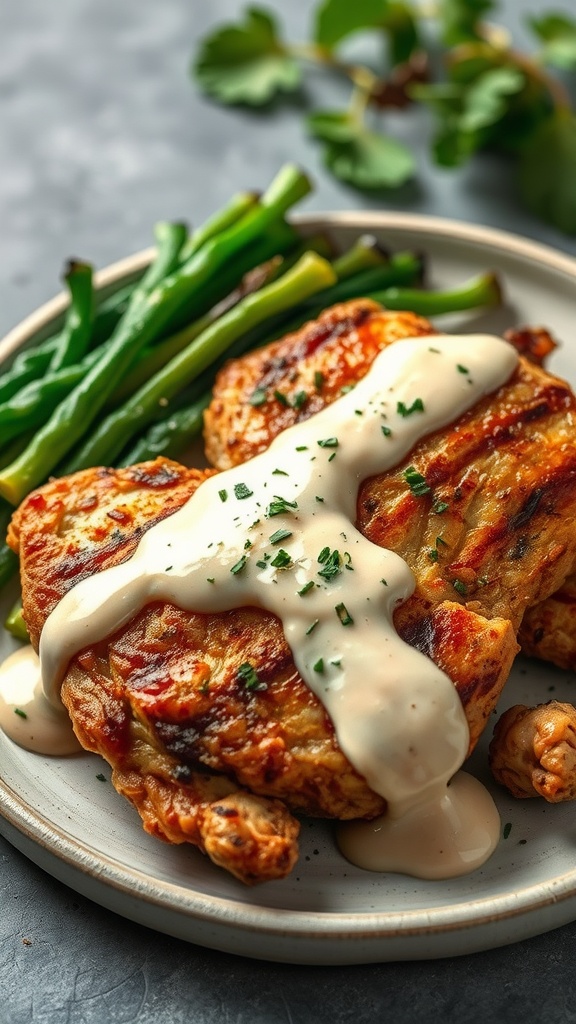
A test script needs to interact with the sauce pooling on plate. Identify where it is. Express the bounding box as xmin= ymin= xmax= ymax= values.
xmin=1 ymin=333 xmax=518 ymax=878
